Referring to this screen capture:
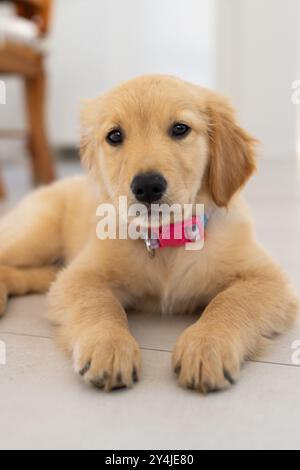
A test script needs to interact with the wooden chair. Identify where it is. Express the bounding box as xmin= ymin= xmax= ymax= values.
xmin=0 ymin=0 xmax=55 ymax=198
